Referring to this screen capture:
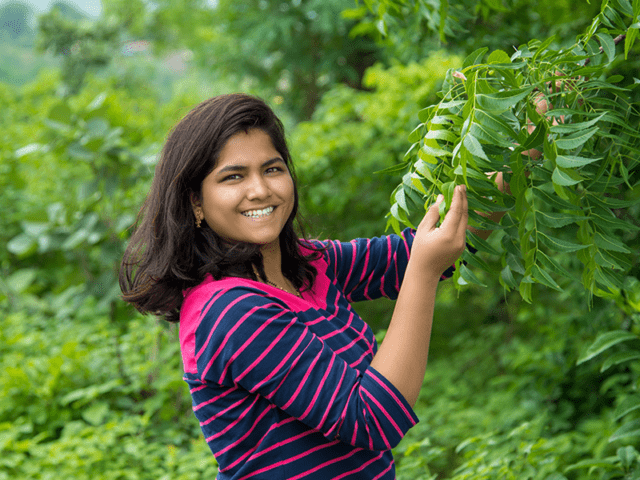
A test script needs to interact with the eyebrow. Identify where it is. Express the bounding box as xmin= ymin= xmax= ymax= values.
xmin=216 ymin=157 xmax=285 ymax=176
